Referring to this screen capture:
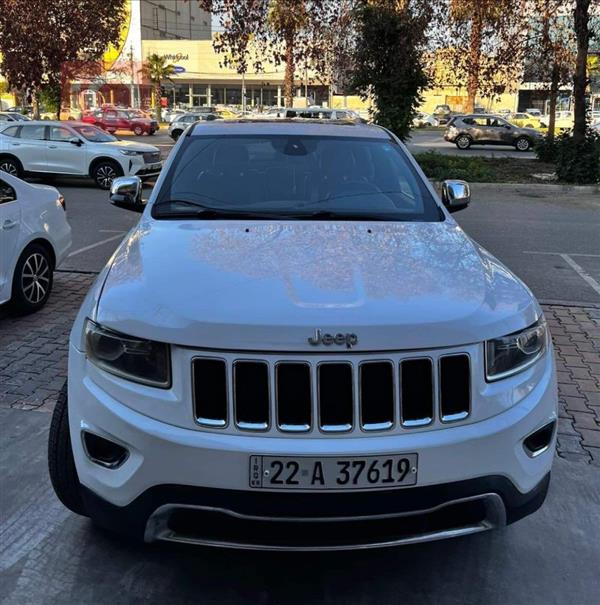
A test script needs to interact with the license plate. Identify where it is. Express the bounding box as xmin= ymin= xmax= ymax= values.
xmin=249 ymin=454 xmax=418 ymax=490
